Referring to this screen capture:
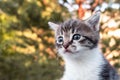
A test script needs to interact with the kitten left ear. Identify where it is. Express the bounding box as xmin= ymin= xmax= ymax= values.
xmin=48 ymin=22 xmax=59 ymax=31
xmin=85 ymin=11 xmax=101 ymax=31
